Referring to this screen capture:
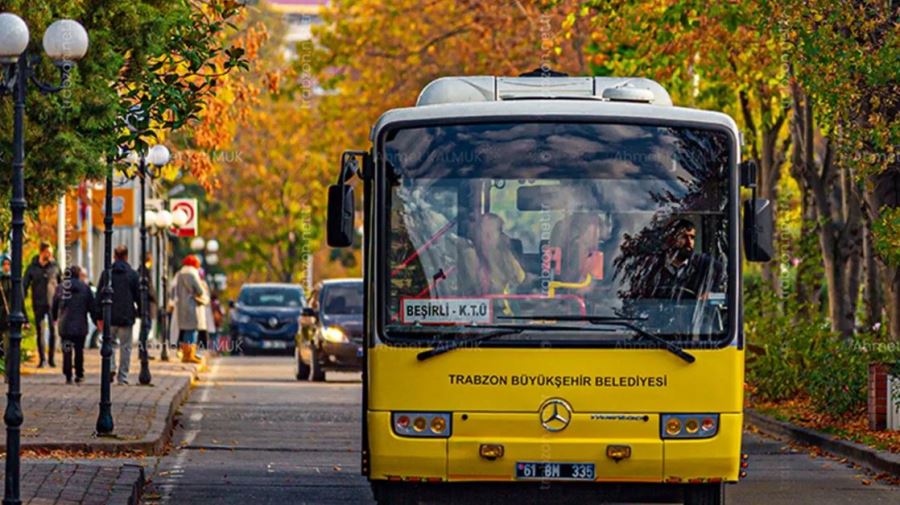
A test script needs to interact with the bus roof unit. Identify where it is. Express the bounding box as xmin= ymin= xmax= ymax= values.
xmin=416 ymin=75 xmax=673 ymax=107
